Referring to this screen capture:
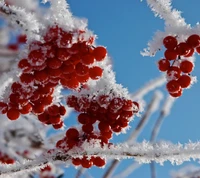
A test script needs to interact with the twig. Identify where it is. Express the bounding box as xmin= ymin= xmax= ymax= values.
xmin=150 ymin=96 xmax=175 ymax=178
